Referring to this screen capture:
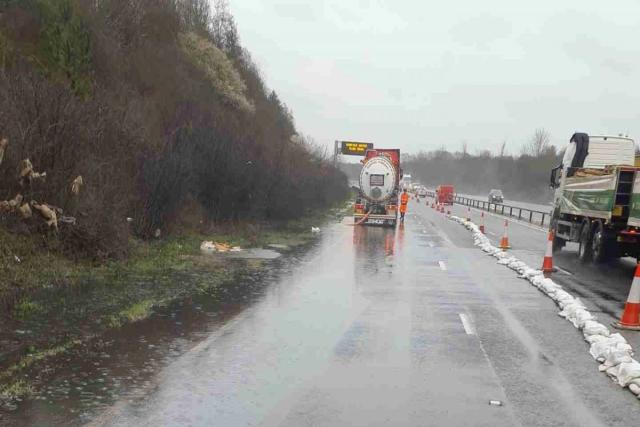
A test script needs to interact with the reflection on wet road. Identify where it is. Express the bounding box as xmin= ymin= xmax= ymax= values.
xmin=10 ymin=200 xmax=640 ymax=426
